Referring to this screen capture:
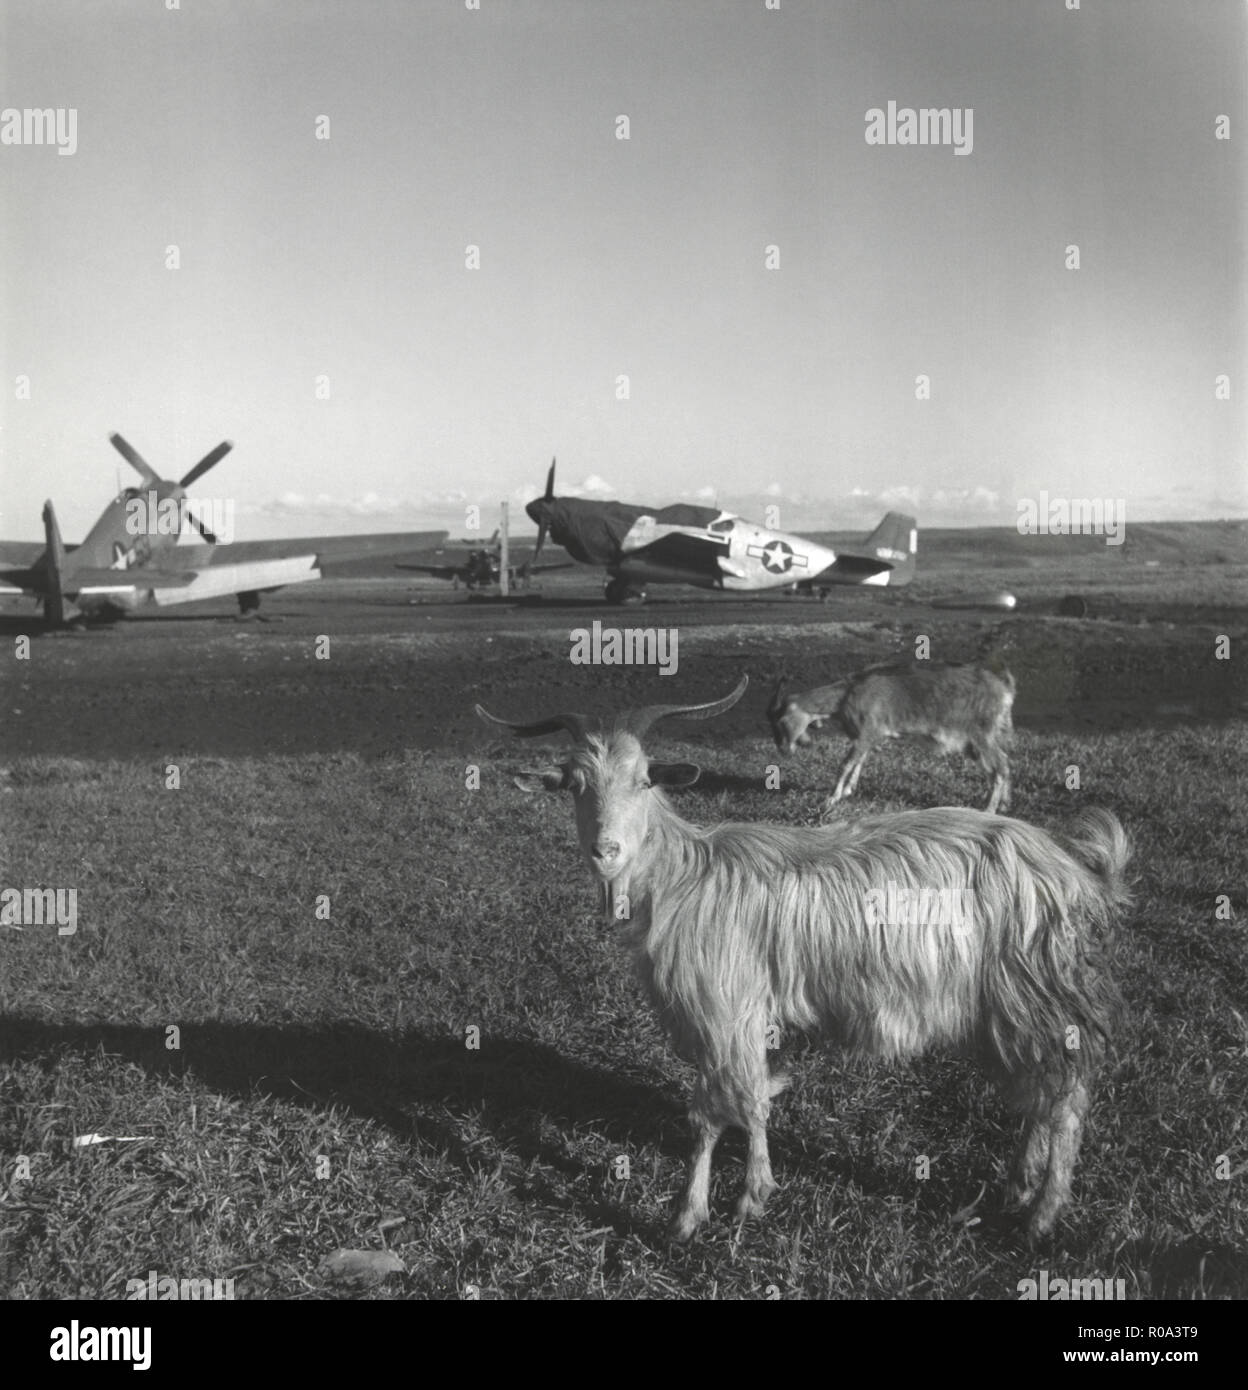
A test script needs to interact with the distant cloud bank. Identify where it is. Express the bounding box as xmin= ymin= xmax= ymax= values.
xmin=239 ymin=475 xmax=1245 ymax=540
